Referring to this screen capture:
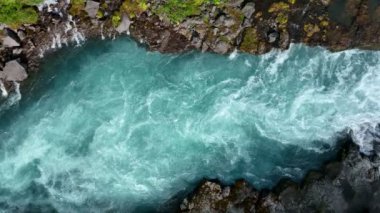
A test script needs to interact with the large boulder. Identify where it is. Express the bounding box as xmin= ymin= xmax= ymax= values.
xmin=0 ymin=60 xmax=28 ymax=81
xmin=242 ymin=2 xmax=255 ymax=19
